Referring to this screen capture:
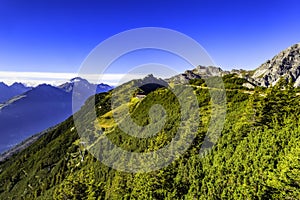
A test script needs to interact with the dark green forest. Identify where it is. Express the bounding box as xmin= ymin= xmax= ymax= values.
xmin=0 ymin=74 xmax=300 ymax=199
